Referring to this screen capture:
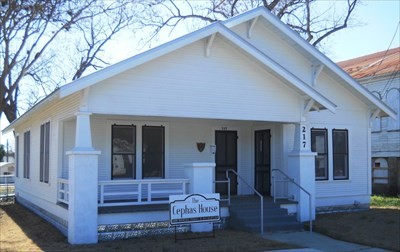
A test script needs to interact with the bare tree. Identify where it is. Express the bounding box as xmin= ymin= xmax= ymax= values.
xmin=0 ymin=0 xmax=139 ymax=123
xmin=137 ymin=0 xmax=359 ymax=48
